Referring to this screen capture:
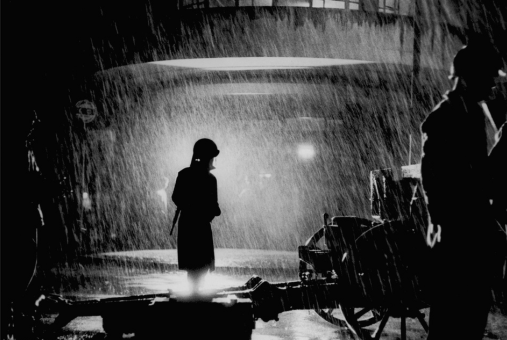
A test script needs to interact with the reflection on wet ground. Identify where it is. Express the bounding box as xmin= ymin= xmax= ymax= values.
xmin=41 ymin=265 xmax=298 ymax=299
xmin=124 ymin=270 xmax=249 ymax=294
xmin=35 ymin=250 xmax=507 ymax=340
xmin=38 ymin=267 xmax=299 ymax=300
xmin=39 ymin=249 xmax=299 ymax=299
